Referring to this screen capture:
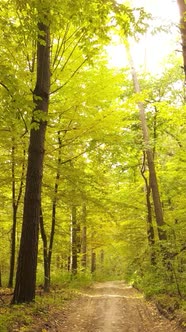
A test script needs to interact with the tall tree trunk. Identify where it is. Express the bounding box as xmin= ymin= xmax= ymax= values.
xmin=177 ymin=0 xmax=186 ymax=81
xmin=81 ymin=203 xmax=87 ymax=270
xmin=141 ymin=152 xmax=156 ymax=265
xmin=126 ymin=43 xmax=167 ymax=241
xmin=100 ymin=249 xmax=104 ymax=270
xmin=47 ymin=131 xmax=62 ymax=288
xmin=91 ymin=251 xmax=96 ymax=273
xmin=8 ymin=141 xmax=17 ymax=289
xmin=8 ymin=204 xmax=17 ymax=289
xmin=39 ymin=131 xmax=62 ymax=292
xmin=8 ymin=139 xmax=25 ymax=288
xmin=0 ymin=267 xmax=2 ymax=288
xmin=71 ymin=205 xmax=79 ymax=274
xmin=39 ymin=208 xmax=49 ymax=292
xmin=12 ymin=20 xmax=50 ymax=304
